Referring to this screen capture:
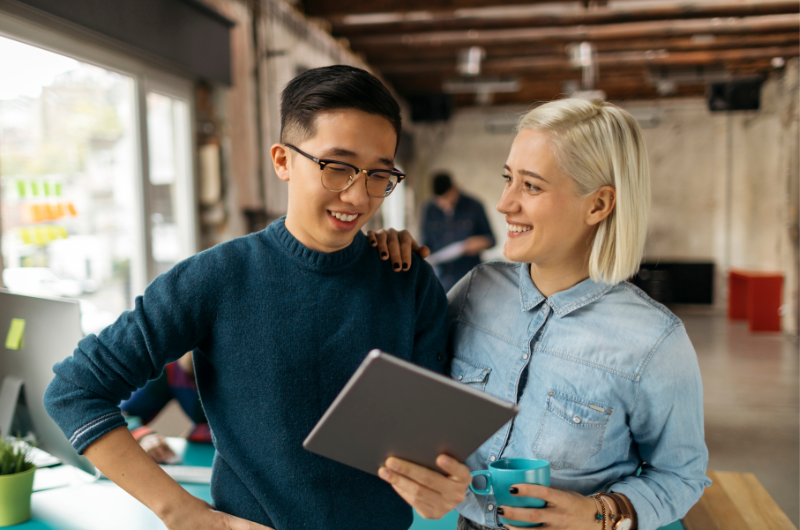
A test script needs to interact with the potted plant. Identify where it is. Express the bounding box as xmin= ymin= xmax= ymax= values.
xmin=0 ymin=436 xmax=36 ymax=526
